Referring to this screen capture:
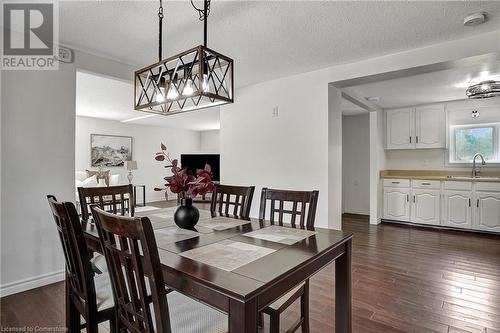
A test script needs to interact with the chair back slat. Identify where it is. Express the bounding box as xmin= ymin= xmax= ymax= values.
xmin=259 ymin=188 xmax=319 ymax=229
xmin=46 ymin=195 xmax=97 ymax=312
xmin=210 ymin=184 xmax=255 ymax=219
xmin=91 ymin=207 xmax=171 ymax=333
xmin=78 ymin=185 xmax=134 ymax=221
